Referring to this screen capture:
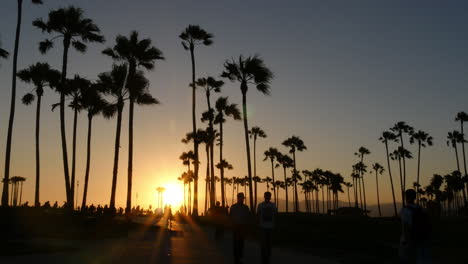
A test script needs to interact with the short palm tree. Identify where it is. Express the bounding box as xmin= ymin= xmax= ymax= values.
xmin=391 ymin=146 xmax=413 ymax=206
xmin=222 ymin=55 xmax=273 ymax=211
xmin=344 ymin=182 xmax=353 ymax=207
xmin=214 ymin=96 xmax=241 ymax=207
xmin=17 ymin=62 xmax=60 ymax=207
xmin=372 ymin=163 xmax=385 ymax=217
xmin=276 ymin=153 xmax=293 ymax=212
xmin=264 ymin=147 xmax=280 ymax=205
xmin=379 ymin=131 xmax=398 ymax=216
xmin=33 ymin=6 xmax=104 ymax=208
xmin=216 ymin=159 xmax=233 ymax=205
xmin=180 ymin=25 xmax=213 ymax=216
xmin=2 ymin=0 xmax=43 ymax=207
xmin=355 ymin=147 xmax=370 ymax=213
xmin=282 ymin=136 xmax=307 ymax=212
xmin=103 ymin=31 xmax=163 ymax=214
xmin=249 ymin=126 xmax=267 ymax=208
xmin=409 ymin=130 xmax=433 ymax=201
